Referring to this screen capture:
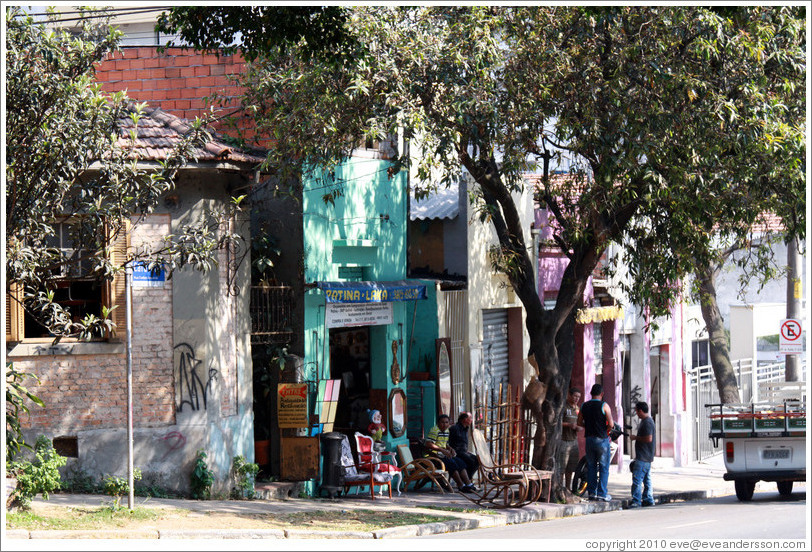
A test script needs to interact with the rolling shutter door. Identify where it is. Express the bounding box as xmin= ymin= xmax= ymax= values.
xmin=482 ymin=308 xmax=509 ymax=389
